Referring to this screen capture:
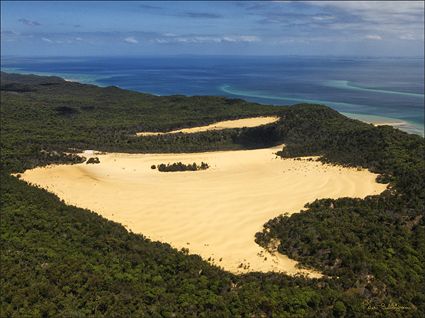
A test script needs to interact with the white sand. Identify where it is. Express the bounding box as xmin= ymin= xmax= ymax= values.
xmin=372 ymin=122 xmax=406 ymax=127
xmin=20 ymin=145 xmax=387 ymax=277
xmin=136 ymin=116 xmax=280 ymax=136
